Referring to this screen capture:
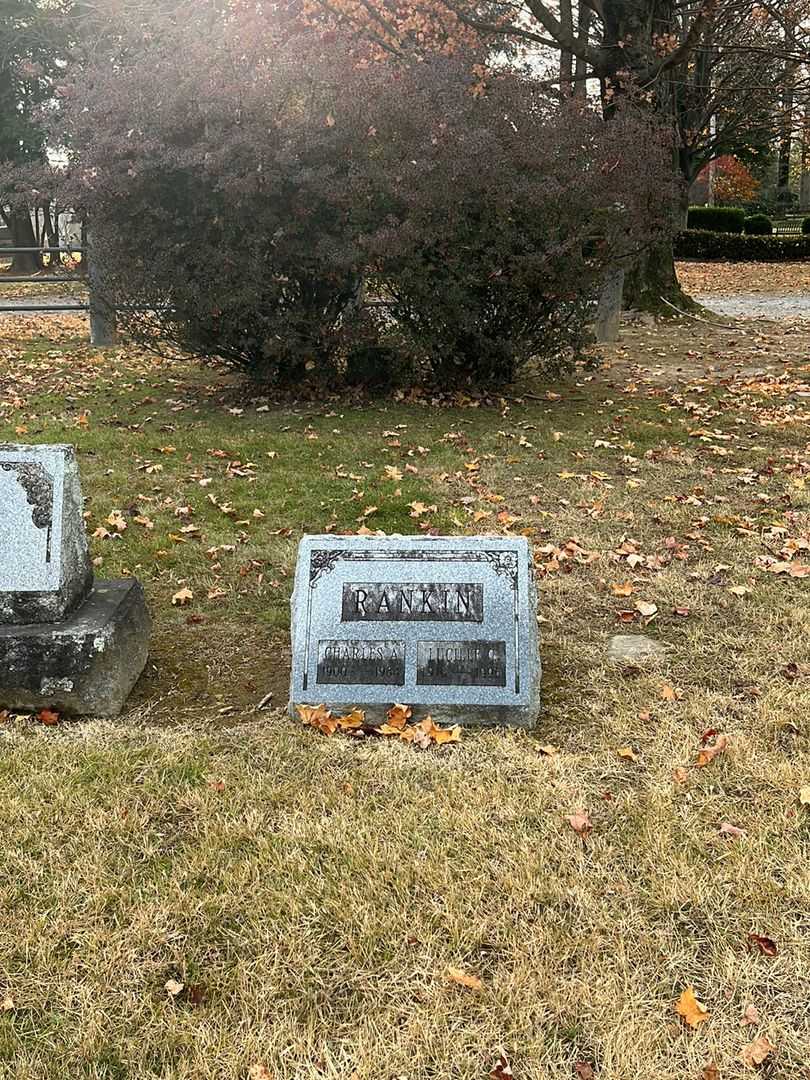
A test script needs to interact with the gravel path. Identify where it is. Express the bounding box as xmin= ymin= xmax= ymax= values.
xmin=2 ymin=289 xmax=808 ymax=319
xmin=694 ymin=292 xmax=810 ymax=318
